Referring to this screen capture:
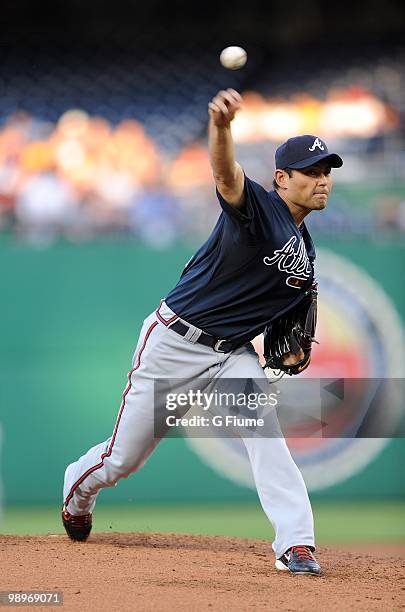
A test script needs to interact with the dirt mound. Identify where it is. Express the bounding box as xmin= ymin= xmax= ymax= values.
xmin=1 ymin=533 xmax=404 ymax=611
